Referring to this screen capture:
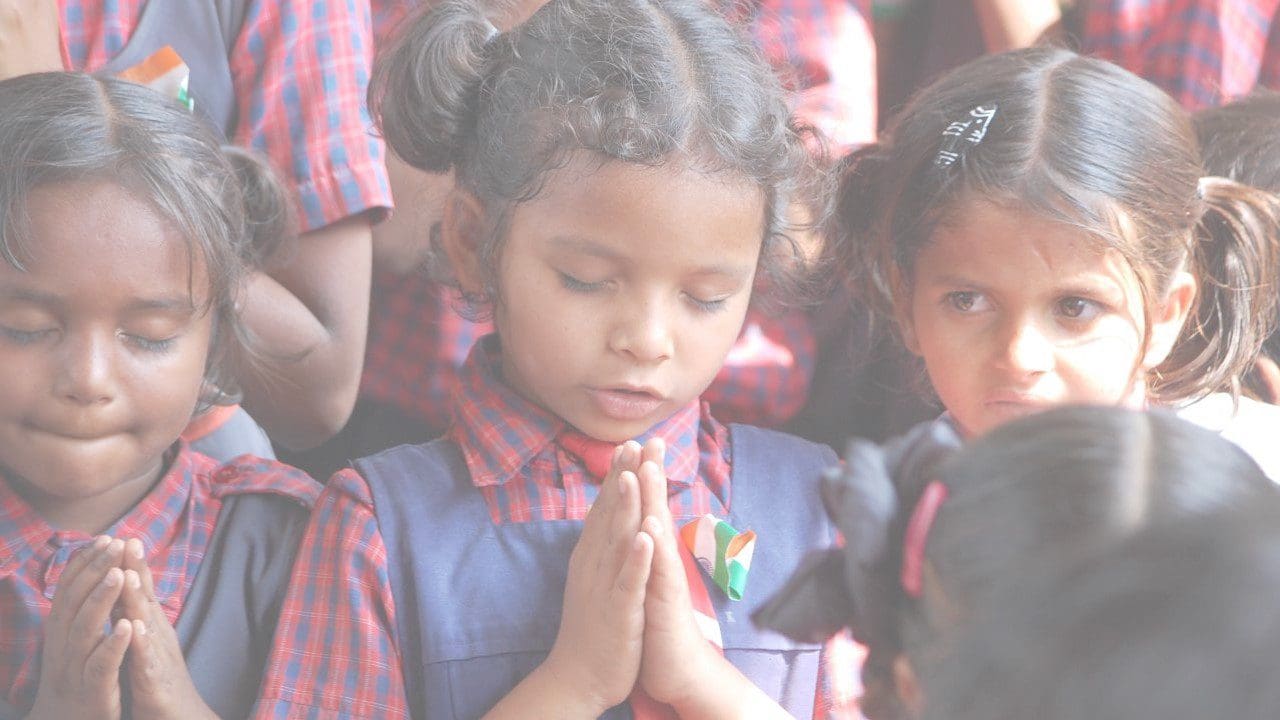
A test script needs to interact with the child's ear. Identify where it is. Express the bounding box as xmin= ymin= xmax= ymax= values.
xmin=890 ymin=267 xmax=921 ymax=355
xmin=439 ymin=189 xmax=490 ymax=296
xmin=1142 ymin=270 xmax=1197 ymax=369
